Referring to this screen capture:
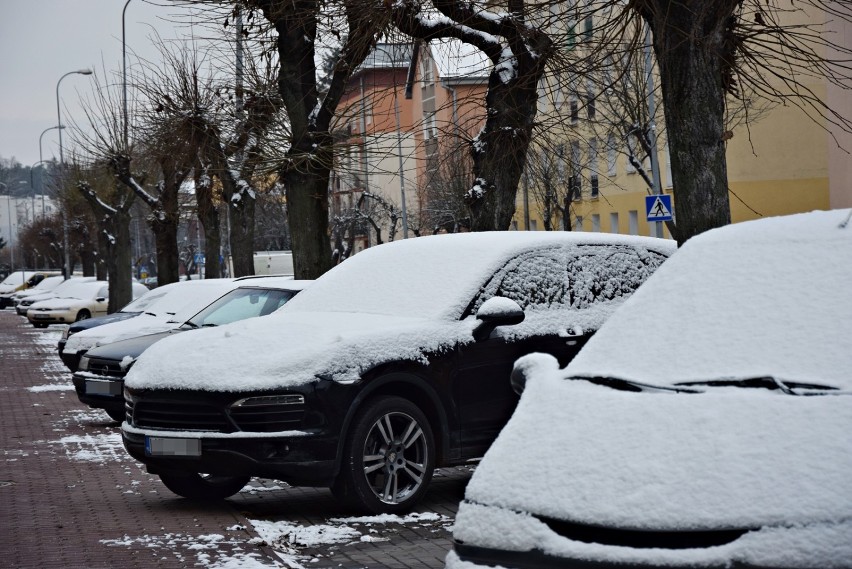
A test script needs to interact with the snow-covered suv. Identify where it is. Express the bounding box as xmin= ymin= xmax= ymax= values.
xmin=122 ymin=232 xmax=675 ymax=514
